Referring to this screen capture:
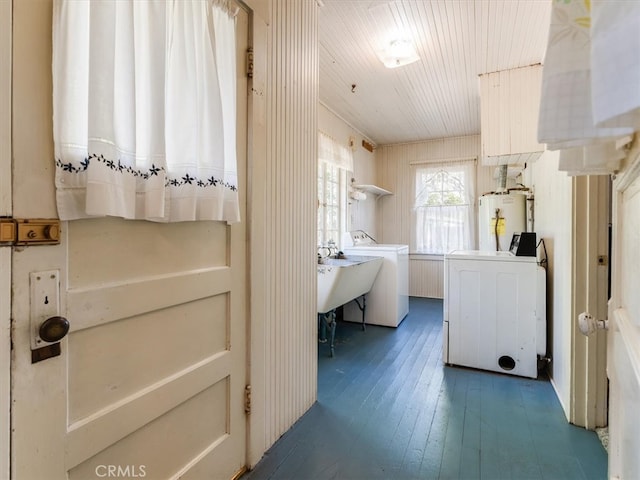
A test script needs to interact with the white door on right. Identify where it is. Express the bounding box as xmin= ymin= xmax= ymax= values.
xmin=608 ymin=150 xmax=640 ymax=479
